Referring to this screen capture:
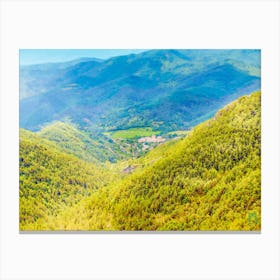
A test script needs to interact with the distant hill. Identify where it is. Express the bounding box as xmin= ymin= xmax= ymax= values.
xmin=20 ymin=57 xmax=103 ymax=100
xmin=20 ymin=49 xmax=260 ymax=133
xmin=37 ymin=121 xmax=128 ymax=163
xmin=22 ymin=91 xmax=260 ymax=231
